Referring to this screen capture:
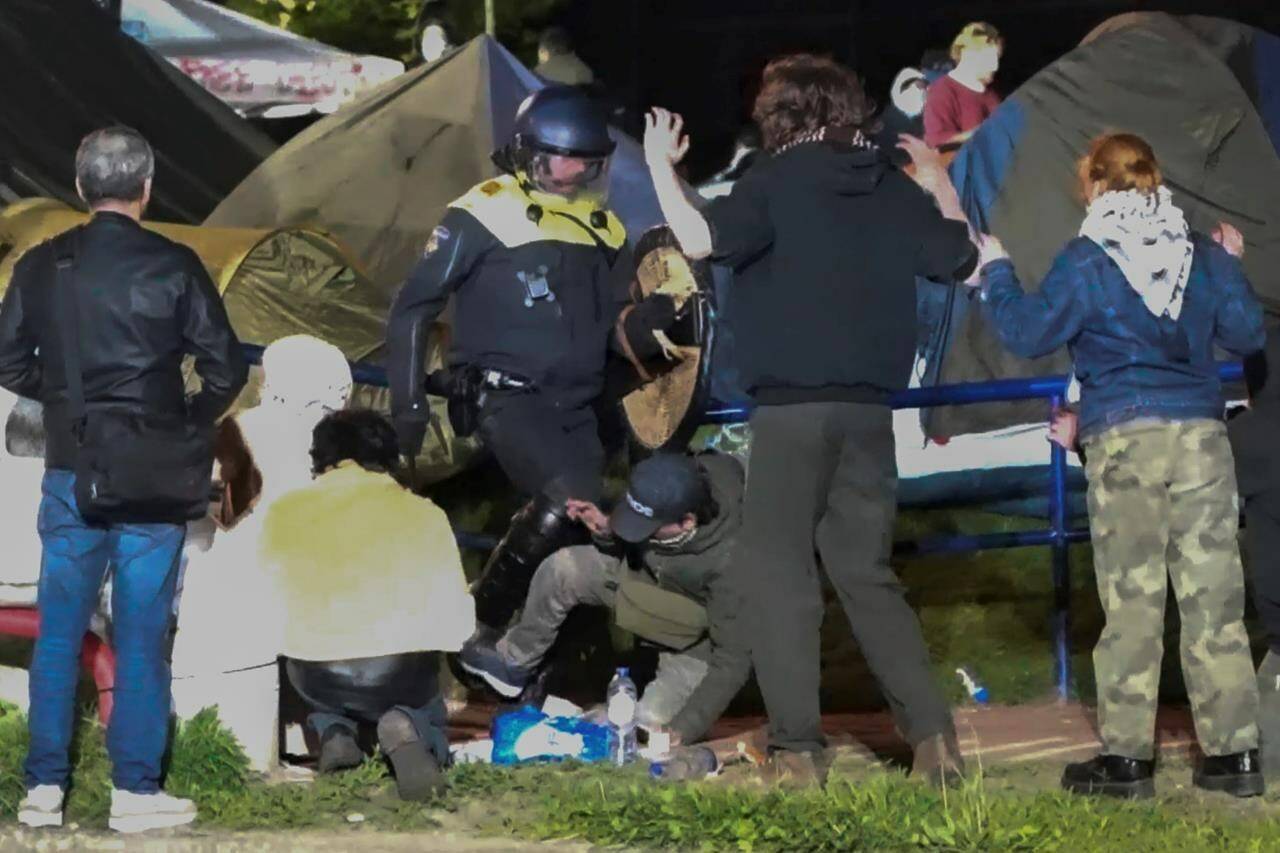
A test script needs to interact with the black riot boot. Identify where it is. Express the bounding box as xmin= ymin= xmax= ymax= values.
xmin=471 ymin=492 xmax=587 ymax=631
xmin=451 ymin=493 xmax=585 ymax=693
